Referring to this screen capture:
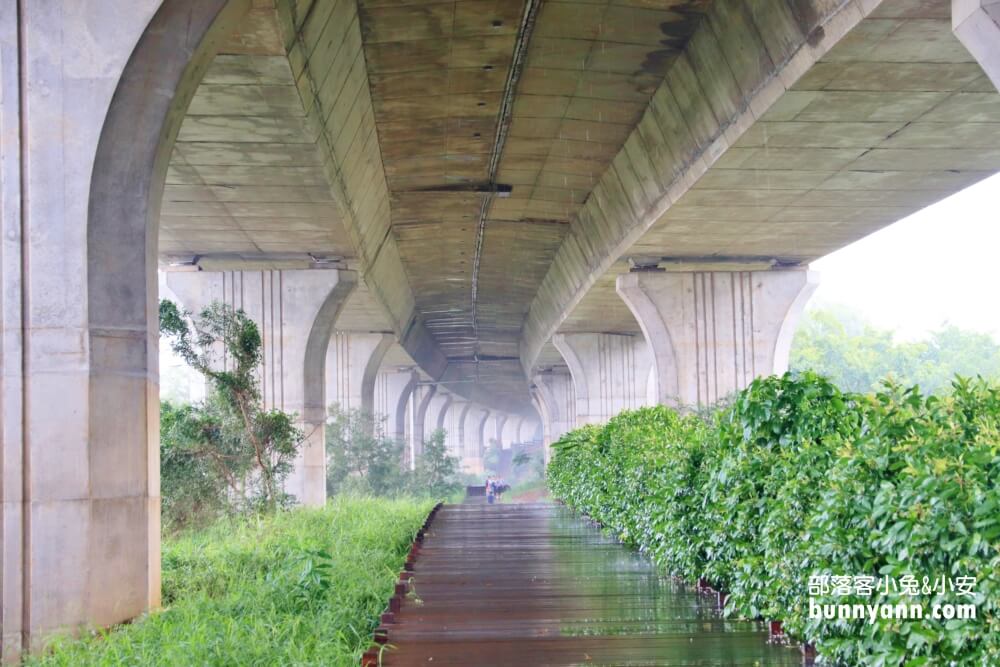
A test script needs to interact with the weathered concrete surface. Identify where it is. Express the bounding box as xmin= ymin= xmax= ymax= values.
xmin=553 ymin=333 xmax=655 ymax=425
xmin=617 ymin=269 xmax=817 ymax=407
xmin=521 ymin=0 xmax=1000 ymax=377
